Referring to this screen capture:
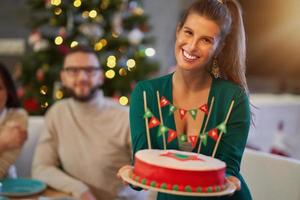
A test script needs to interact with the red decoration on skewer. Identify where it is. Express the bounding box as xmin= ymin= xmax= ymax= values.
xmin=167 ymin=129 xmax=177 ymax=143
xmin=148 ymin=116 xmax=161 ymax=129
xmin=160 ymin=96 xmax=170 ymax=107
xmin=208 ymin=128 xmax=219 ymax=141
